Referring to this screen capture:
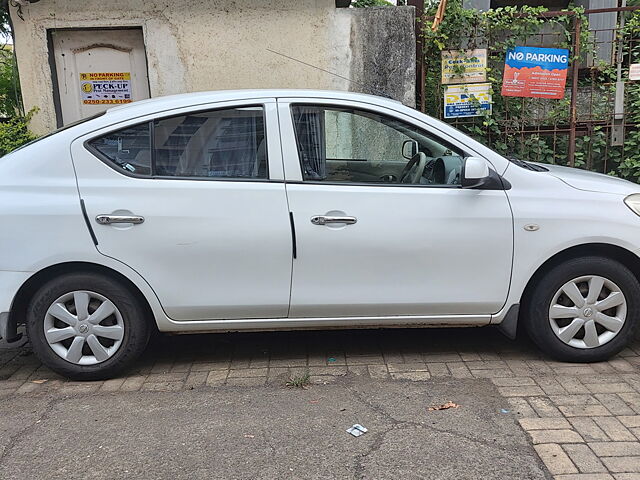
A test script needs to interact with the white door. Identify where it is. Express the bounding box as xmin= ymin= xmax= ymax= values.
xmin=279 ymin=100 xmax=513 ymax=318
xmin=72 ymin=101 xmax=293 ymax=321
xmin=51 ymin=28 xmax=150 ymax=125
